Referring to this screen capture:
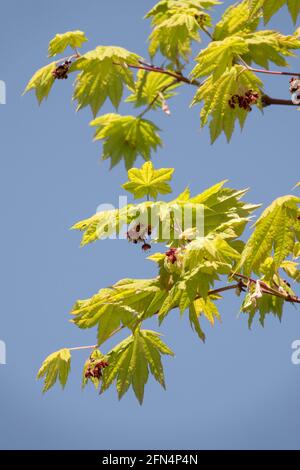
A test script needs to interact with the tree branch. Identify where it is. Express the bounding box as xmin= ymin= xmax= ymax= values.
xmin=121 ymin=61 xmax=298 ymax=109
xmin=232 ymin=272 xmax=300 ymax=304
xmin=120 ymin=61 xmax=201 ymax=87
xmin=261 ymin=95 xmax=297 ymax=107
xmin=248 ymin=66 xmax=300 ymax=78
